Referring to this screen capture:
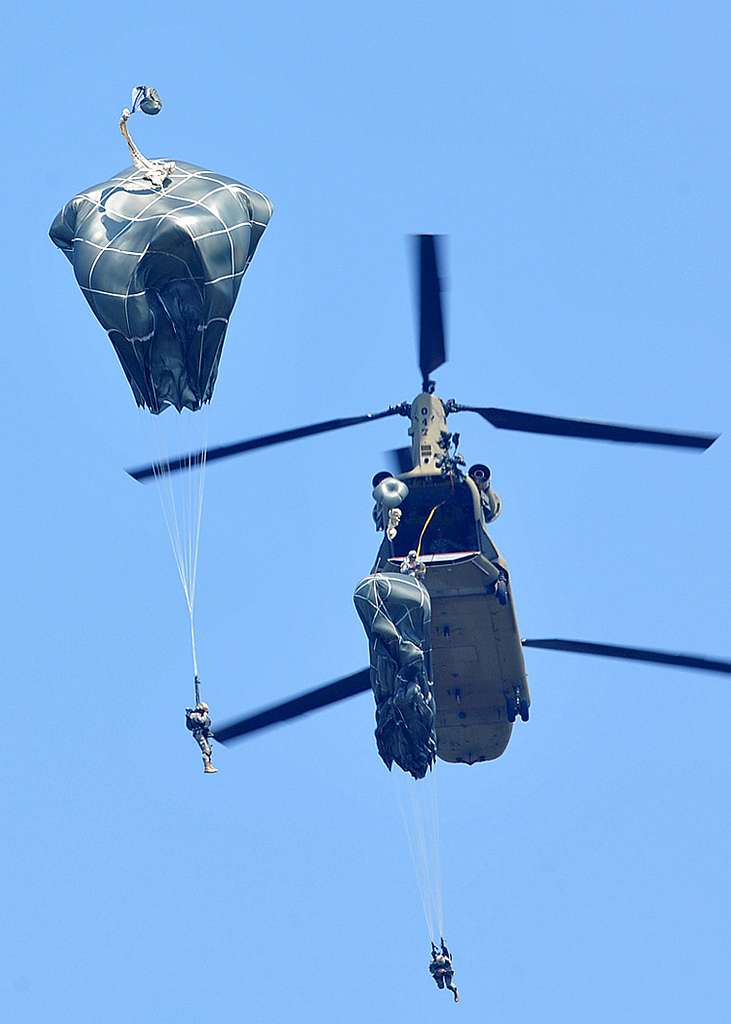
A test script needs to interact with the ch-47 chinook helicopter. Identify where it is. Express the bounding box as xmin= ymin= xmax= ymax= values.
xmin=129 ymin=235 xmax=730 ymax=772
